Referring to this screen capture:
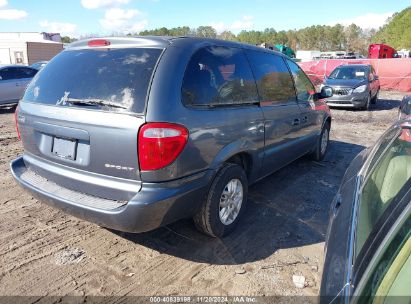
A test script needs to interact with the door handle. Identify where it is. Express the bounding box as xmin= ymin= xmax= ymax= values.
xmin=15 ymin=83 xmax=21 ymax=86
xmin=292 ymin=118 xmax=300 ymax=126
